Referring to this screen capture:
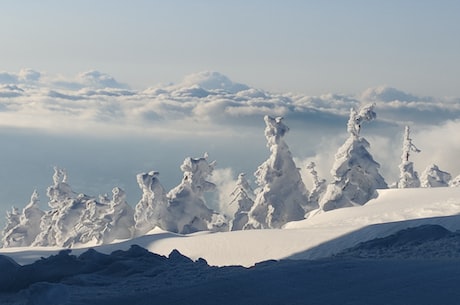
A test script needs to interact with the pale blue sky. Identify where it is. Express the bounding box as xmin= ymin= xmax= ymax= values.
xmin=1 ymin=0 xmax=460 ymax=96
